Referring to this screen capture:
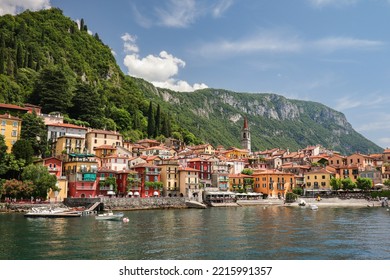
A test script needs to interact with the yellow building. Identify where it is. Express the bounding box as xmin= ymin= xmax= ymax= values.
xmin=179 ymin=167 xmax=201 ymax=200
xmin=159 ymin=159 xmax=180 ymax=197
xmin=222 ymin=147 xmax=250 ymax=159
xmin=229 ymin=173 xmax=254 ymax=192
xmin=252 ymin=169 xmax=295 ymax=198
xmin=305 ymin=168 xmax=335 ymax=192
xmin=0 ymin=114 xmax=22 ymax=153
xmin=53 ymin=135 xmax=86 ymax=158
xmin=85 ymin=129 xmax=122 ymax=154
